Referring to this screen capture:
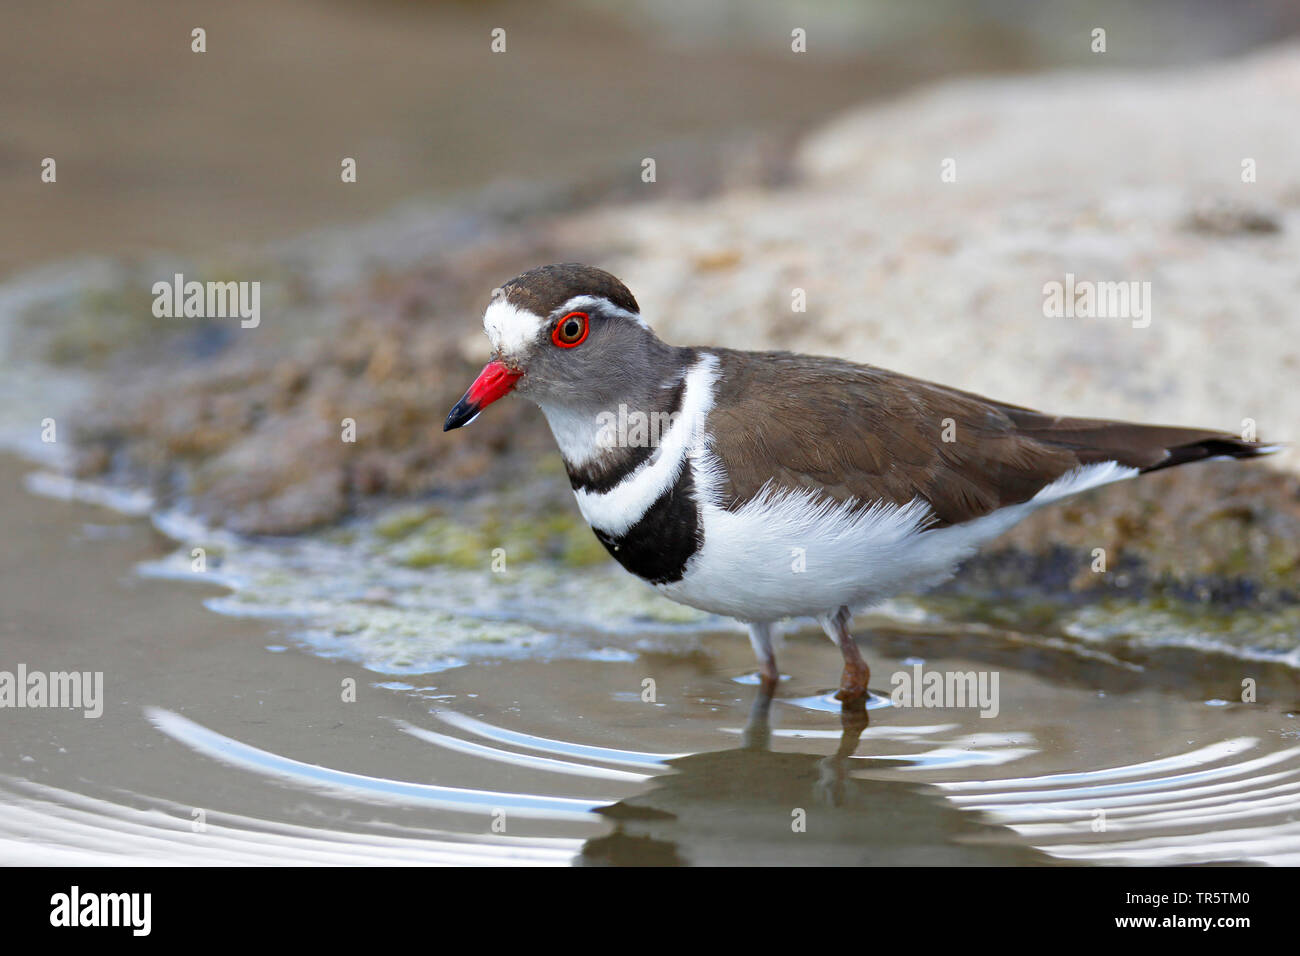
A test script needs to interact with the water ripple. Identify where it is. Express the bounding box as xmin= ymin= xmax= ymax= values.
xmin=7 ymin=698 xmax=1297 ymax=865
xmin=0 ymin=777 xmax=579 ymax=866
xmin=145 ymin=707 xmax=603 ymax=819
